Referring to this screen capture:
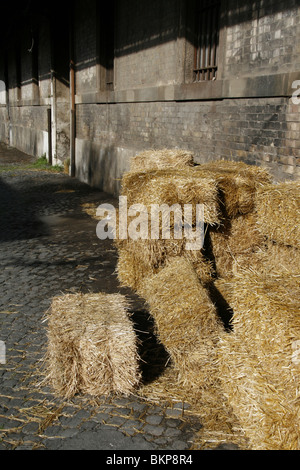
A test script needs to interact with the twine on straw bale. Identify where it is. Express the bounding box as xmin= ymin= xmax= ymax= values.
xmin=44 ymin=293 xmax=141 ymax=399
xmin=256 ymin=181 xmax=300 ymax=248
xmin=129 ymin=148 xmax=194 ymax=172
xmin=217 ymin=272 xmax=300 ymax=450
